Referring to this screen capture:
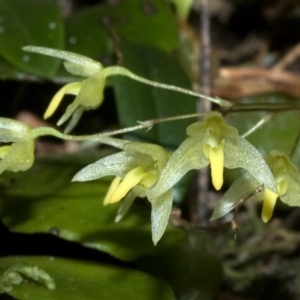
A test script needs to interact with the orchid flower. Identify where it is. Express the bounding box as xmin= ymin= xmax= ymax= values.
xmin=211 ymin=150 xmax=300 ymax=223
xmin=72 ymin=141 xmax=173 ymax=245
xmin=0 ymin=118 xmax=35 ymax=175
xmin=148 ymin=111 xmax=277 ymax=201
xmin=23 ymin=46 xmax=230 ymax=133
xmin=262 ymin=150 xmax=300 ymax=222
